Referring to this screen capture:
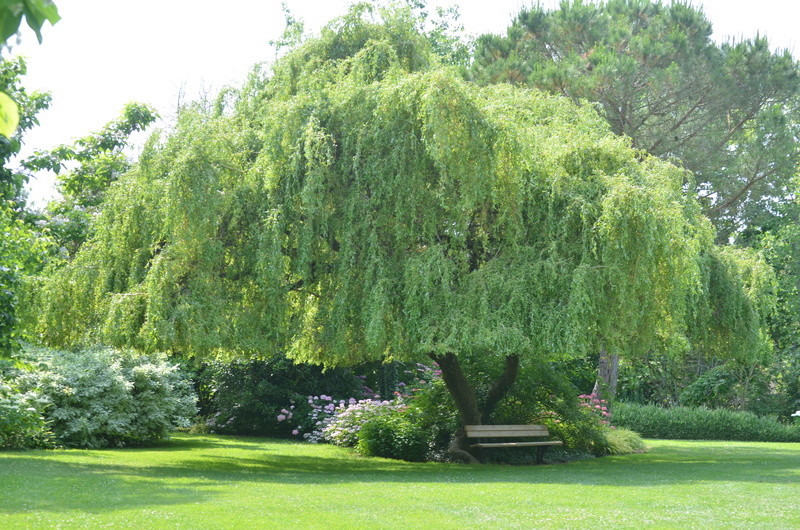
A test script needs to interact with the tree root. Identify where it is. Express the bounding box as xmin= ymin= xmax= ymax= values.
xmin=448 ymin=435 xmax=479 ymax=464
